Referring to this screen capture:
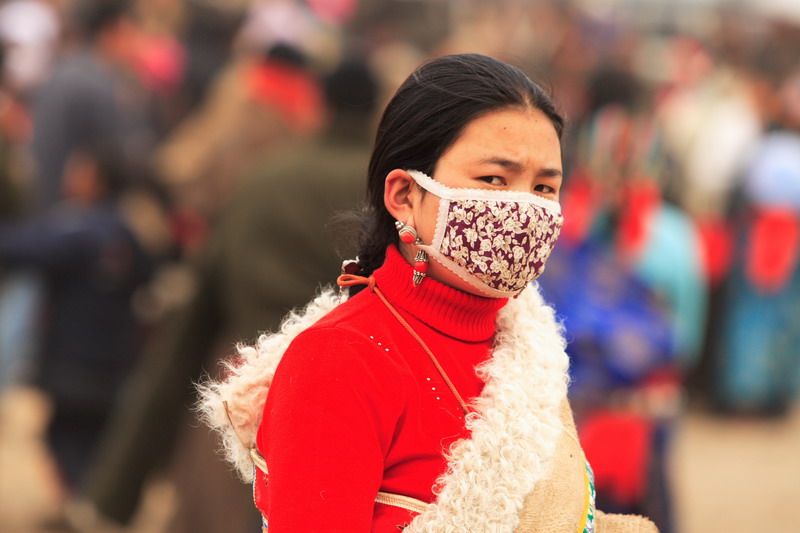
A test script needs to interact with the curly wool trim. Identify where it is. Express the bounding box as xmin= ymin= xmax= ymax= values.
xmin=196 ymin=289 xmax=343 ymax=482
xmin=196 ymin=283 xmax=570 ymax=532
xmin=403 ymin=284 xmax=569 ymax=532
